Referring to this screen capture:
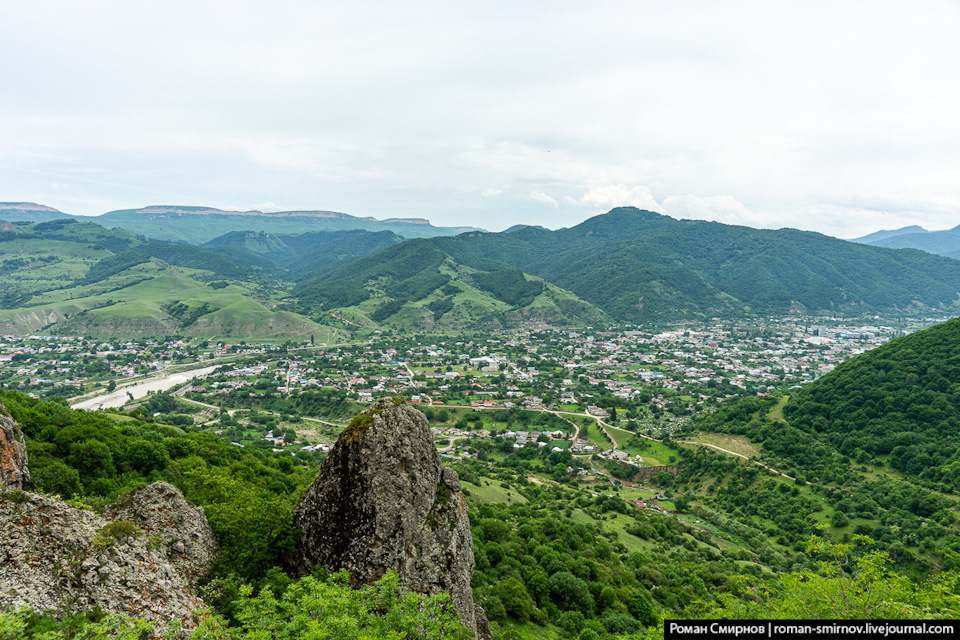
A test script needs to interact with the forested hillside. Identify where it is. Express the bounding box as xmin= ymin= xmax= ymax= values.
xmin=6 ymin=386 xmax=959 ymax=638
xmin=433 ymin=208 xmax=960 ymax=322
xmin=291 ymin=207 xmax=960 ymax=326
xmin=784 ymin=316 xmax=960 ymax=485
xmin=294 ymin=239 xmax=609 ymax=330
